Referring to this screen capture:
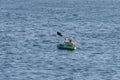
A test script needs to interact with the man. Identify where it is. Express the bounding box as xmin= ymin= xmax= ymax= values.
xmin=64 ymin=38 xmax=76 ymax=47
